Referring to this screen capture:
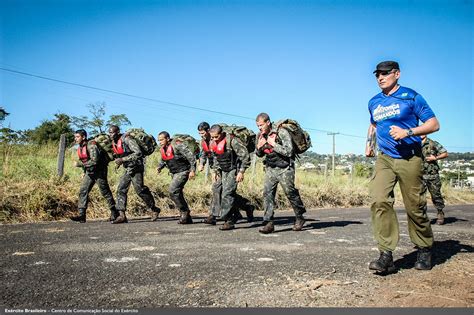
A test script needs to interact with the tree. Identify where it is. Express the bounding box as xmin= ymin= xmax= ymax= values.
xmin=26 ymin=113 xmax=74 ymax=144
xmin=0 ymin=107 xmax=10 ymax=126
xmin=71 ymin=102 xmax=131 ymax=136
